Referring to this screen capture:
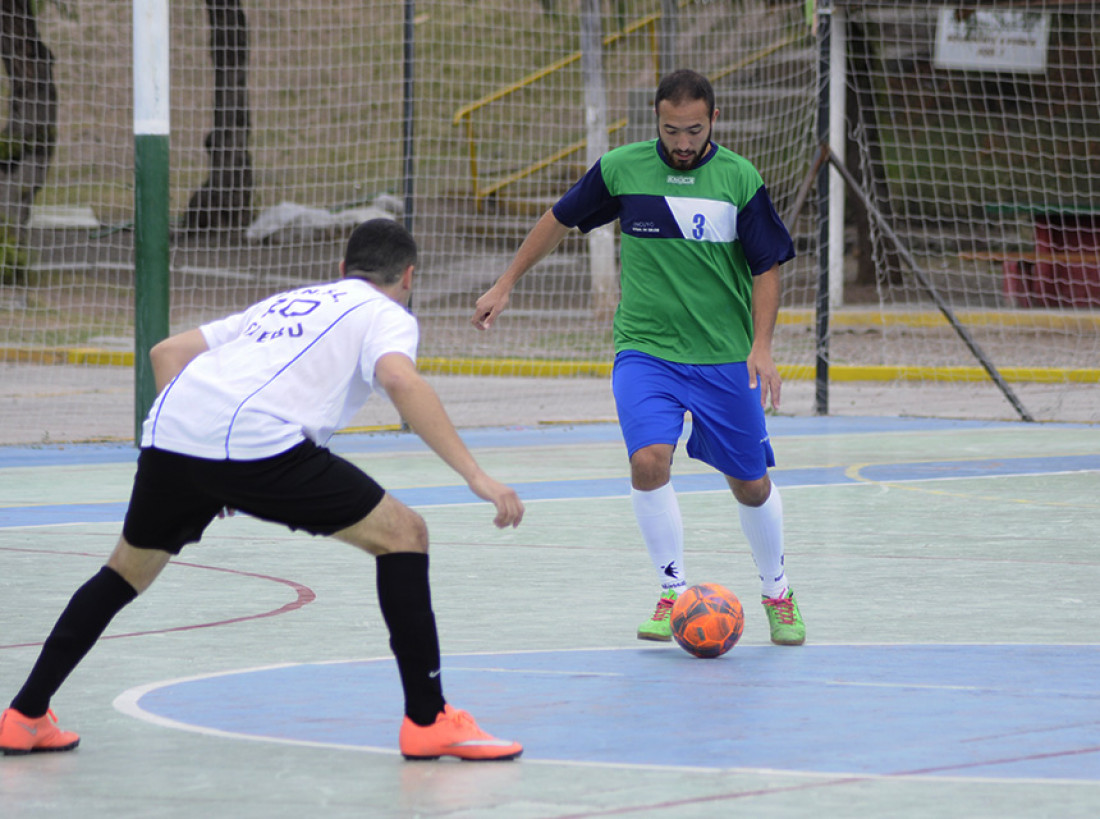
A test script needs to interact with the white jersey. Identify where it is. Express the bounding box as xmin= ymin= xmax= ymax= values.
xmin=141 ymin=278 xmax=419 ymax=460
